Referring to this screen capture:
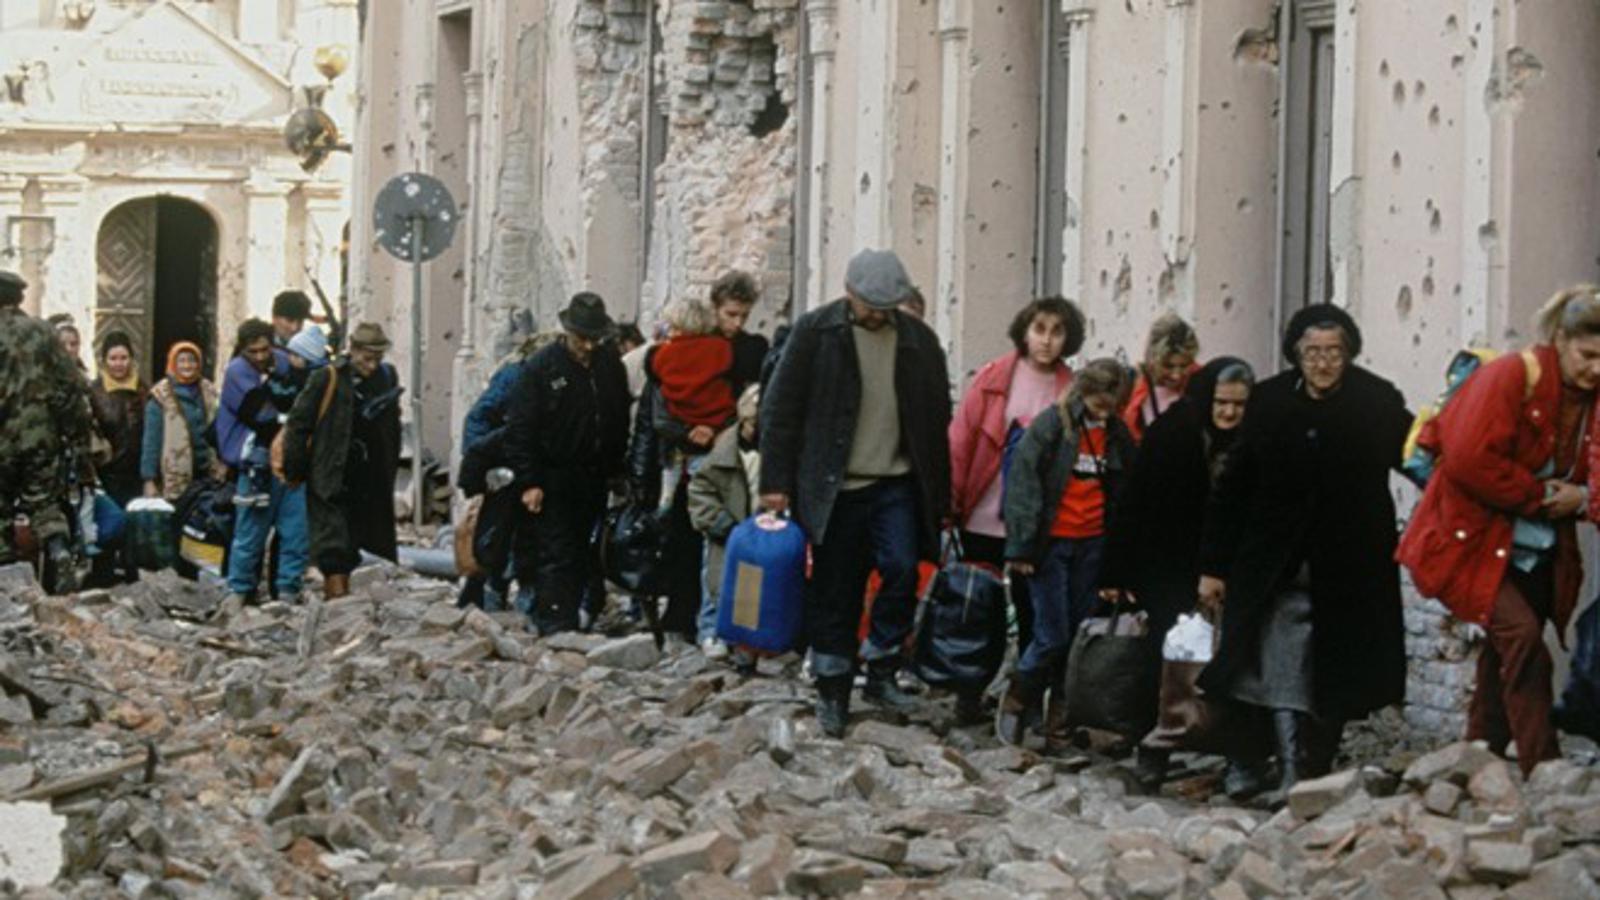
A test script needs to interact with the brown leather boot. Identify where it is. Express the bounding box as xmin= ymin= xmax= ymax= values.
xmin=324 ymin=573 xmax=350 ymax=599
